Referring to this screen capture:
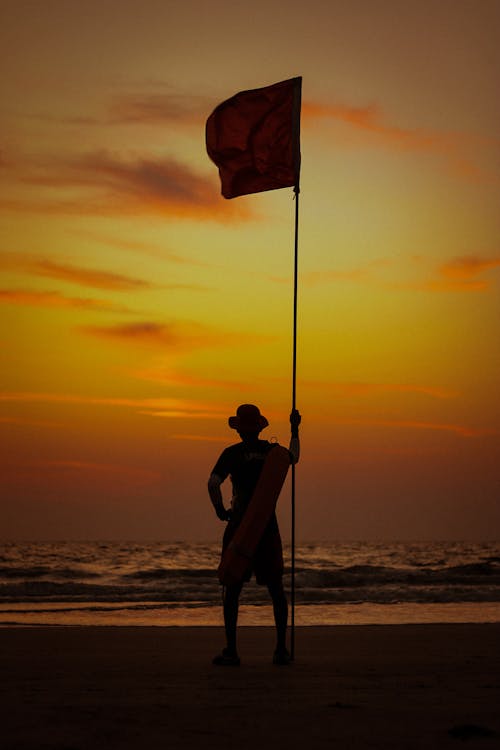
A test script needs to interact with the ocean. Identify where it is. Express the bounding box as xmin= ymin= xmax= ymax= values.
xmin=1 ymin=541 xmax=499 ymax=626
